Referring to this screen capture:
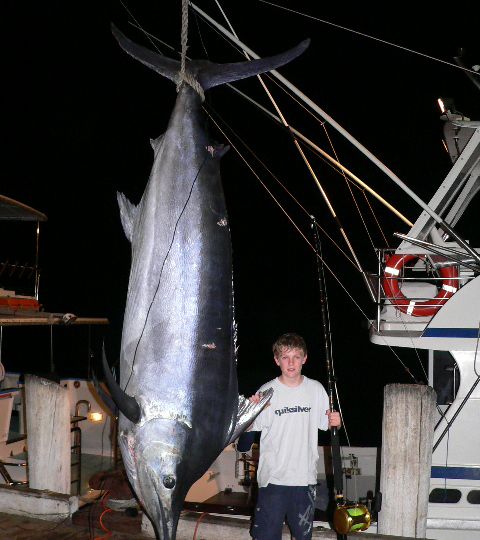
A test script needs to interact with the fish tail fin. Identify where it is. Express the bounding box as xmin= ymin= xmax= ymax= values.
xmin=112 ymin=24 xmax=309 ymax=92
xmin=198 ymin=40 xmax=310 ymax=90
xmin=112 ymin=24 xmax=180 ymax=84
